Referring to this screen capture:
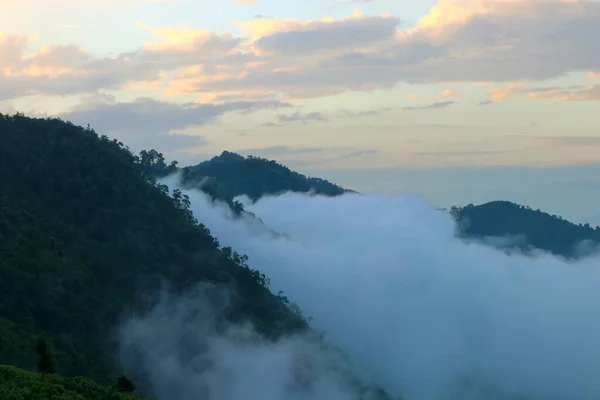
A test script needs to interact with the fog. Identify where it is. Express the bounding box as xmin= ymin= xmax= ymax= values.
xmin=119 ymin=285 xmax=375 ymax=400
xmin=121 ymin=175 xmax=600 ymax=400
